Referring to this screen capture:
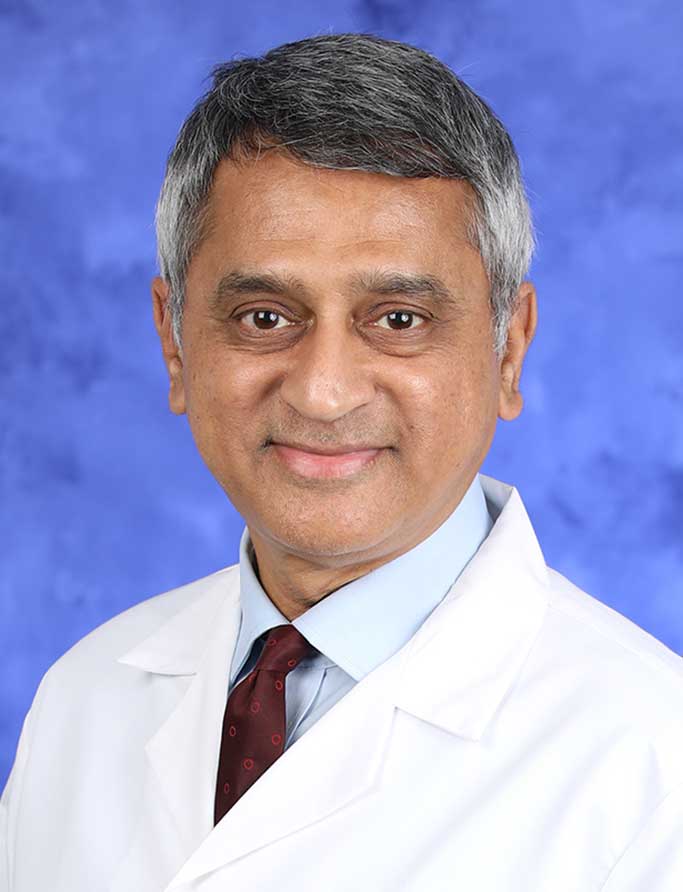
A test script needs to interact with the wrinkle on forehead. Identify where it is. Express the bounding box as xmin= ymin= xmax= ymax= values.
xmin=202 ymin=153 xmax=479 ymax=250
